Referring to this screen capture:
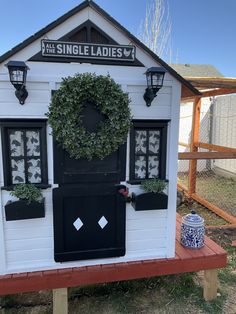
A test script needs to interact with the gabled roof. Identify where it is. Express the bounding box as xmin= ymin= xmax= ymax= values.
xmin=171 ymin=64 xmax=223 ymax=78
xmin=0 ymin=0 xmax=200 ymax=97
